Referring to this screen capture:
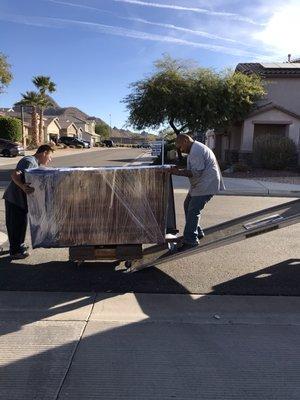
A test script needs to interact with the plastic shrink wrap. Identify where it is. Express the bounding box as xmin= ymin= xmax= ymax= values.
xmin=25 ymin=166 xmax=175 ymax=248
